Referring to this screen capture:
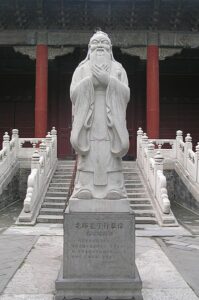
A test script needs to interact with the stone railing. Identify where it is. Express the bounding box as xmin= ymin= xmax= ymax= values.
xmin=0 ymin=127 xmax=58 ymax=223
xmin=18 ymin=128 xmax=58 ymax=224
xmin=137 ymin=128 xmax=199 ymax=184
xmin=0 ymin=129 xmax=20 ymax=195
xmin=137 ymin=128 xmax=178 ymax=226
